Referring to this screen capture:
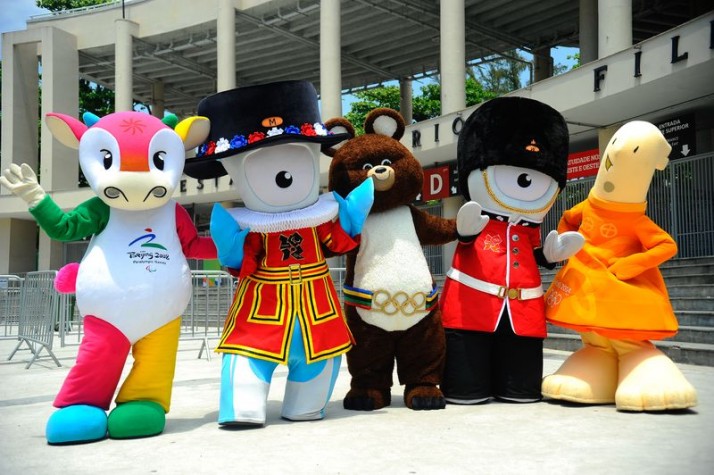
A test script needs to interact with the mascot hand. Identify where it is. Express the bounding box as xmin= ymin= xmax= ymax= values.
xmin=457 ymin=201 xmax=489 ymax=239
xmin=608 ymin=258 xmax=647 ymax=281
xmin=210 ymin=203 xmax=249 ymax=269
xmin=543 ymin=230 xmax=585 ymax=263
xmin=333 ymin=178 xmax=374 ymax=237
xmin=0 ymin=163 xmax=47 ymax=208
